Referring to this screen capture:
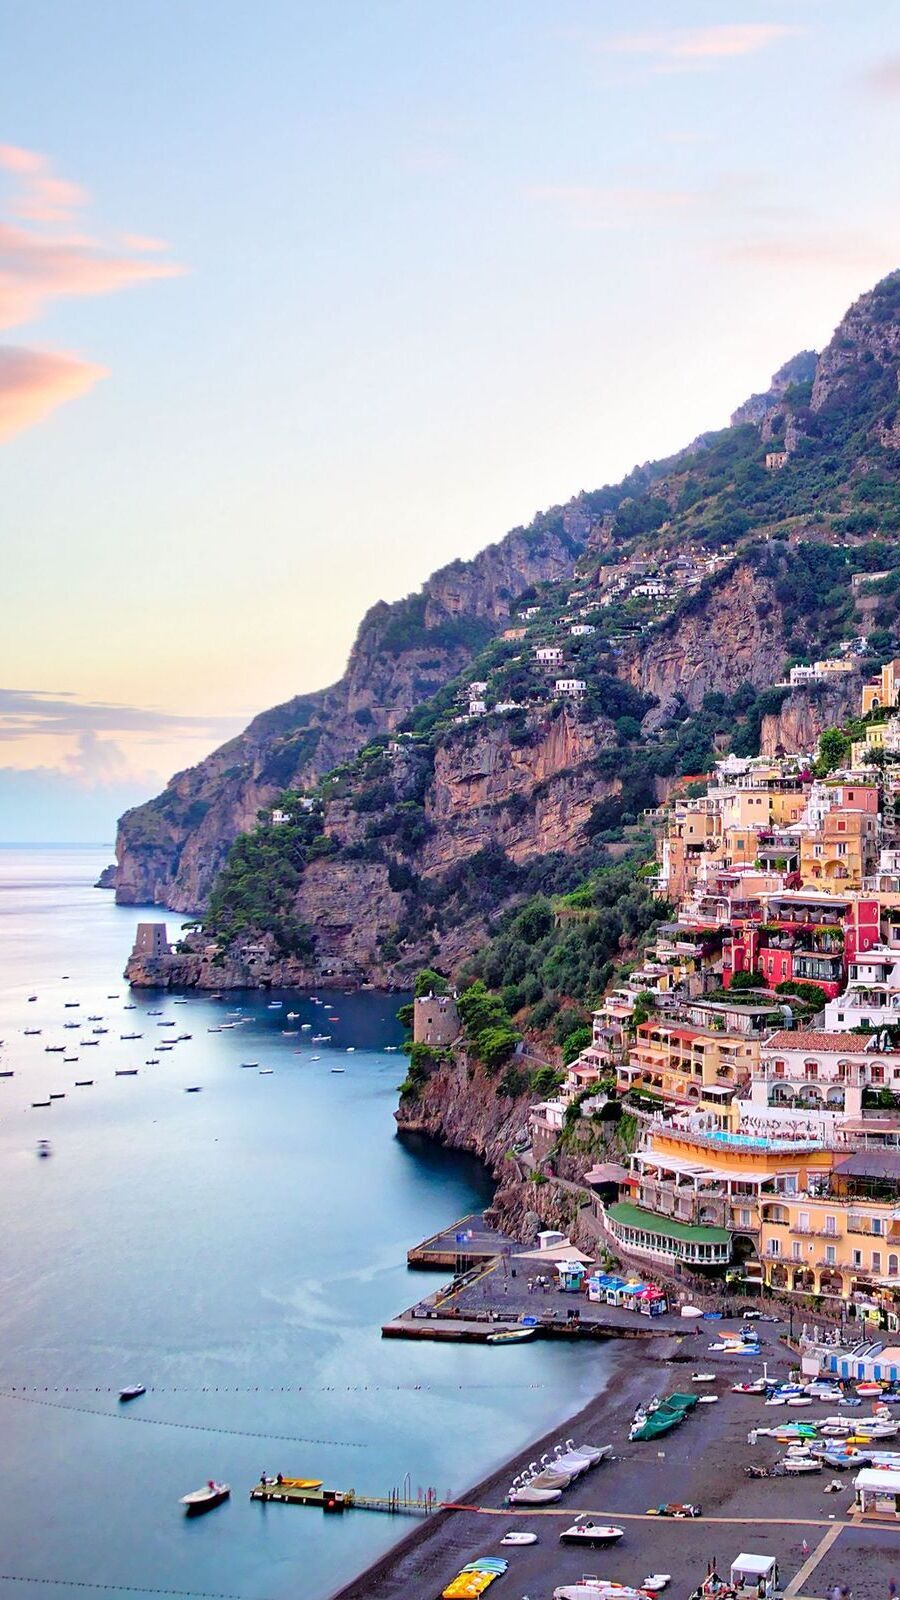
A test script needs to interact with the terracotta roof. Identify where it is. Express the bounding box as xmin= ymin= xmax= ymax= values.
xmin=764 ymin=1030 xmax=898 ymax=1052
